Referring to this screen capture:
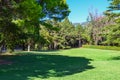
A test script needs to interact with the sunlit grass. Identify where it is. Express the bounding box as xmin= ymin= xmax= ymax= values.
xmin=0 ymin=48 xmax=120 ymax=80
